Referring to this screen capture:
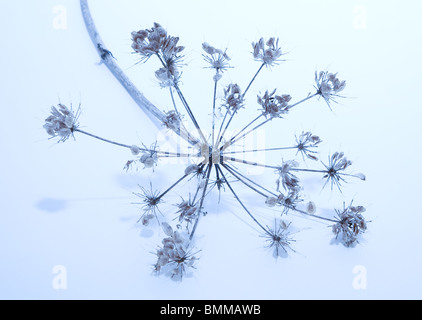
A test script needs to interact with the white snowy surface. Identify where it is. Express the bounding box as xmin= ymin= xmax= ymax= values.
xmin=0 ymin=0 xmax=421 ymax=299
